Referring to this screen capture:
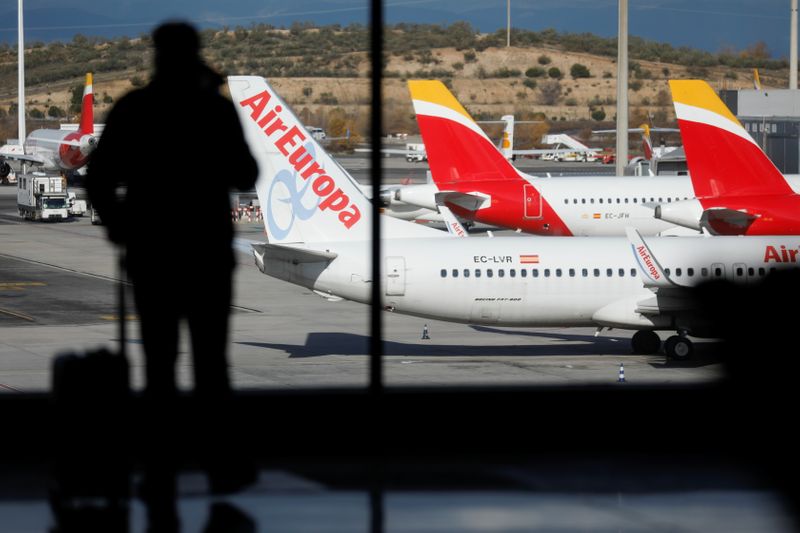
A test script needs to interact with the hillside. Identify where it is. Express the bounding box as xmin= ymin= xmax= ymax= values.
xmin=0 ymin=24 xmax=791 ymax=150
